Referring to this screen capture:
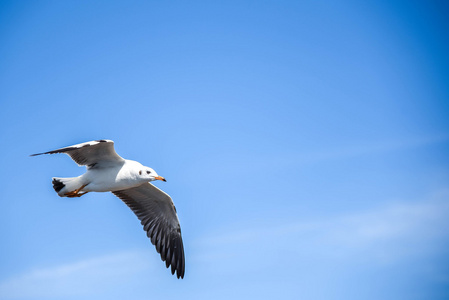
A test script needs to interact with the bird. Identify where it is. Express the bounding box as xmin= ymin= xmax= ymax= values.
xmin=31 ymin=139 xmax=185 ymax=279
